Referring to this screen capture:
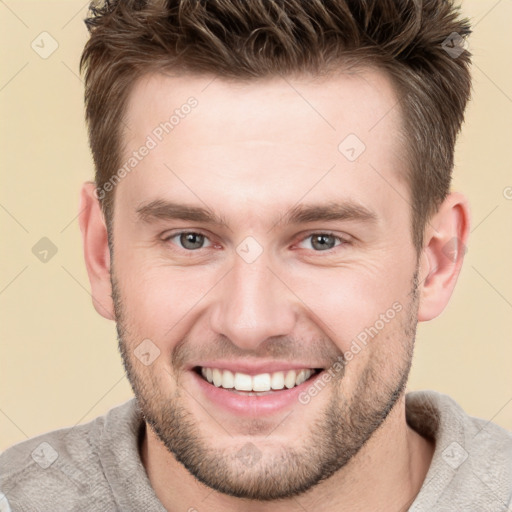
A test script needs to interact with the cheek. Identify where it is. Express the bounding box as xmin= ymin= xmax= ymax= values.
xmin=287 ymin=259 xmax=414 ymax=353
xmin=114 ymin=257 xmax=215 ymax=340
